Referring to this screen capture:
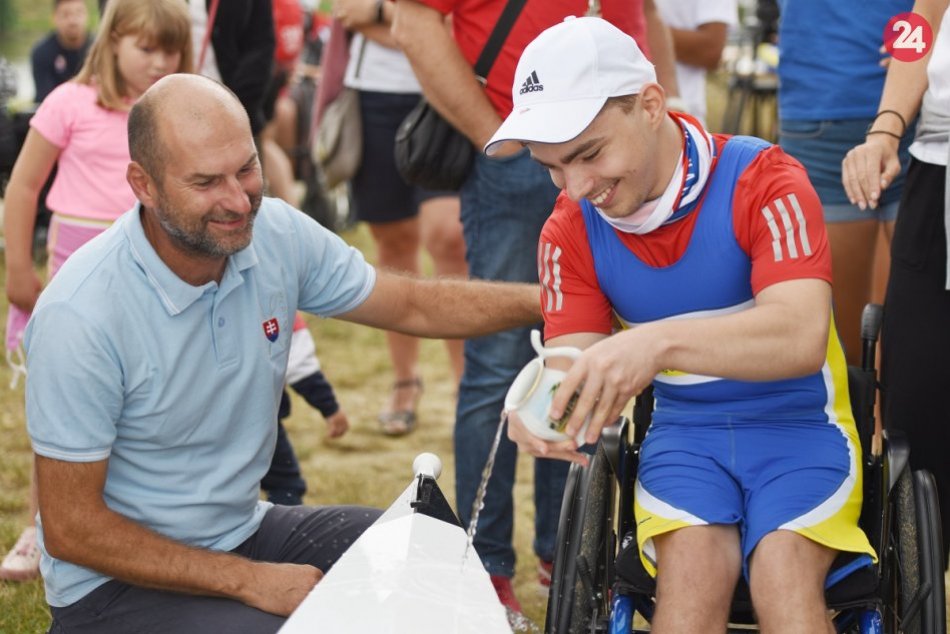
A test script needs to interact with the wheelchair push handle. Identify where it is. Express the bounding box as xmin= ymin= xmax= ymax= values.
xmin=860 ymin=303 xmax=883 ymax=372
